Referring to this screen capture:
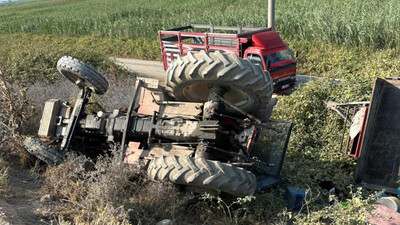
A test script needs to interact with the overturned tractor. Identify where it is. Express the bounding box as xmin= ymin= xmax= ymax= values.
xmin=24 ymin=51 xmax=292 ymax=197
